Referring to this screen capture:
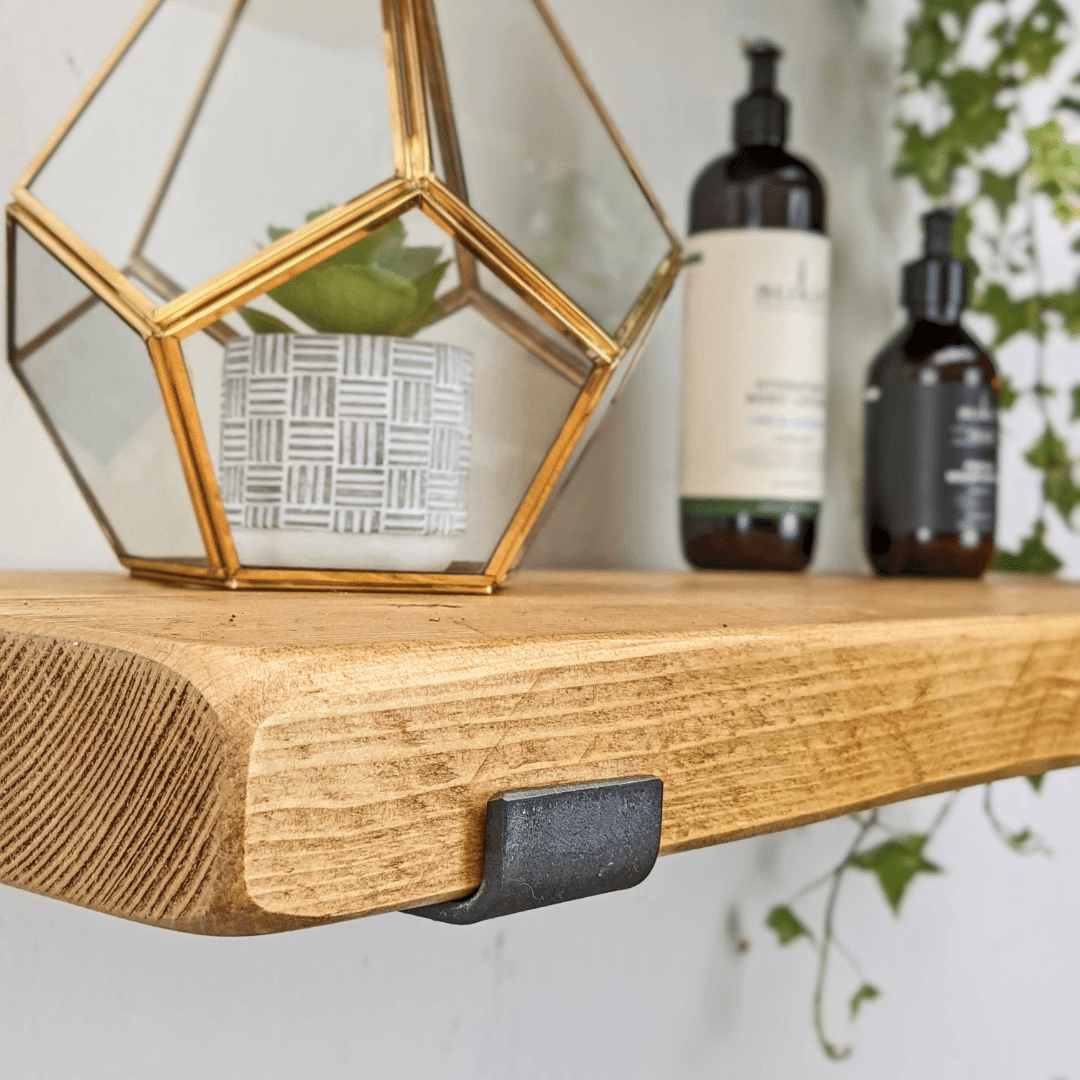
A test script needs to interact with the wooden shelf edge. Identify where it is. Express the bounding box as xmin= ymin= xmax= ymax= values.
xmin=0 ymin=570 xmax=1077 ymax=935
